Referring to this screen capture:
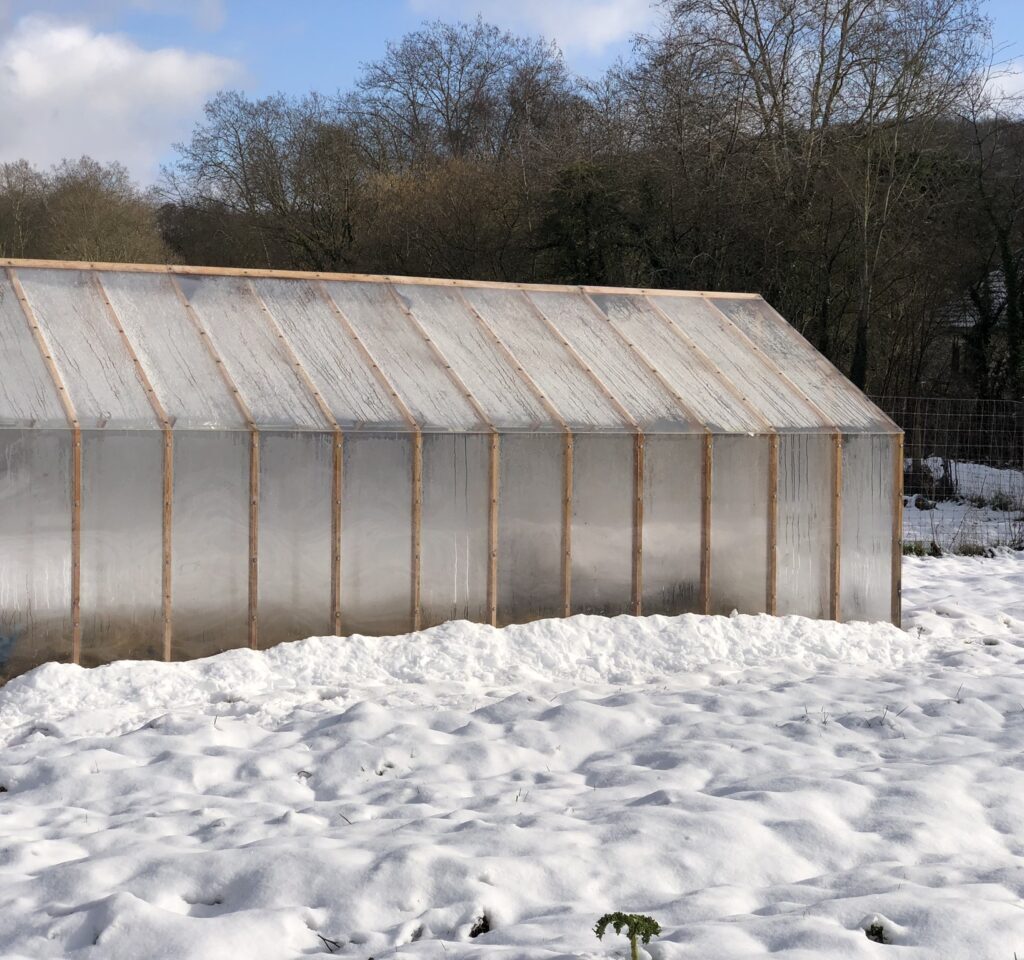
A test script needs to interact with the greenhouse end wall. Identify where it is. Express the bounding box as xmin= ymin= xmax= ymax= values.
xmin=0 ymin=259 xmax=902 ymax=678
xmin=0 ymin=426 xmax=901 ymax=677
